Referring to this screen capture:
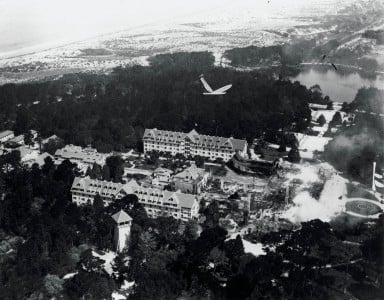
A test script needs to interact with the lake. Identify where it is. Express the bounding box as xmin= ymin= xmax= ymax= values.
xmin=290 ymin=68 xmax=384 ymax=103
